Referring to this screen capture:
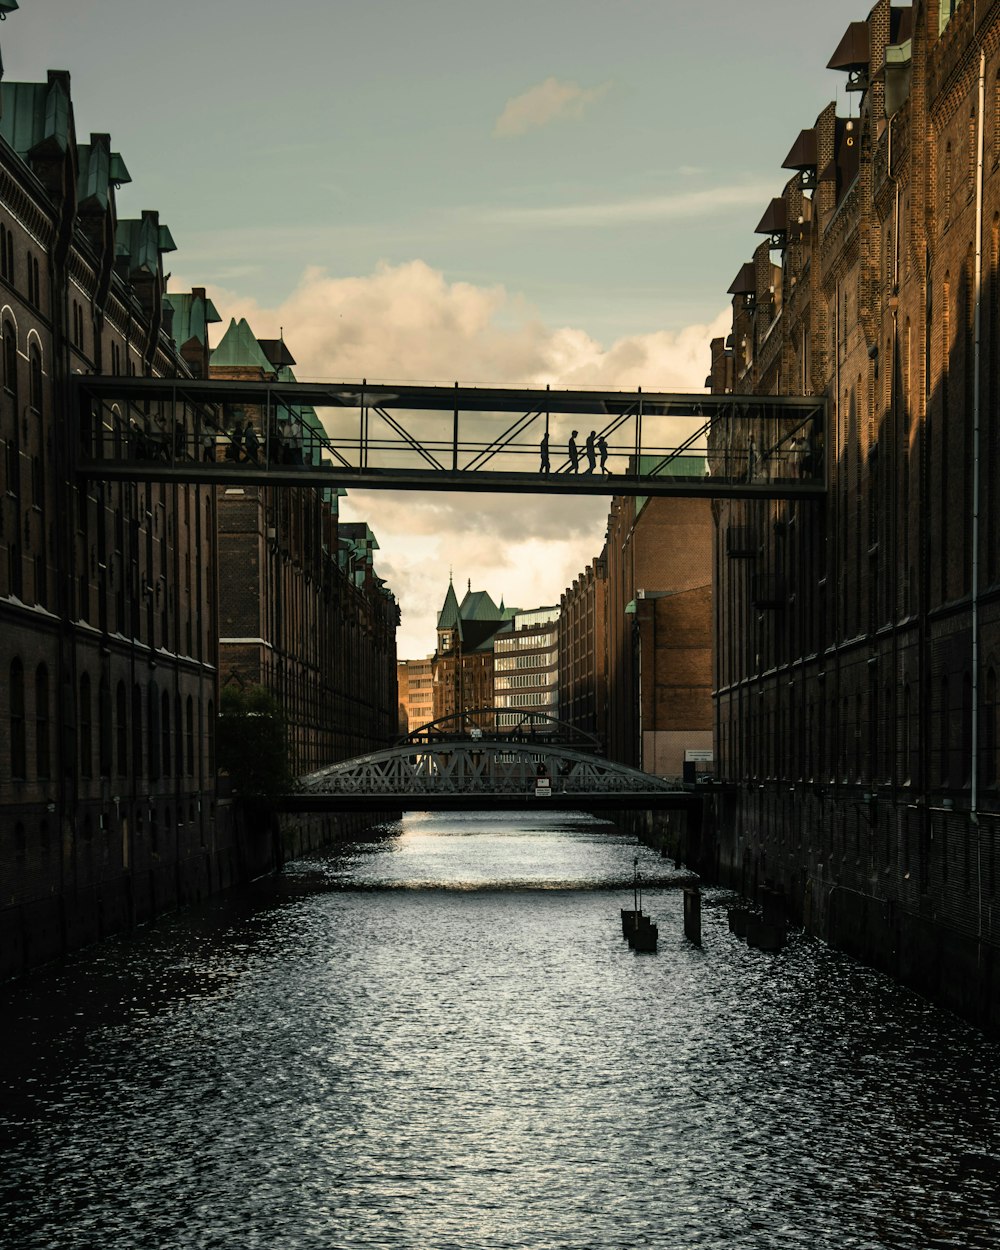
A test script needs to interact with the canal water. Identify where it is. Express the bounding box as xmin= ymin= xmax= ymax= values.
xmin=2 ymin=810 xmax=999 ymax=1250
